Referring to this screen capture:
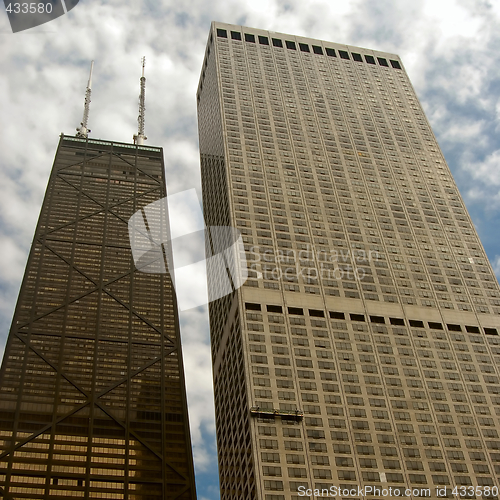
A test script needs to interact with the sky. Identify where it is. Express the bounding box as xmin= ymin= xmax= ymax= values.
xmin=1 ymin=0 xmax=500 ymax=498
